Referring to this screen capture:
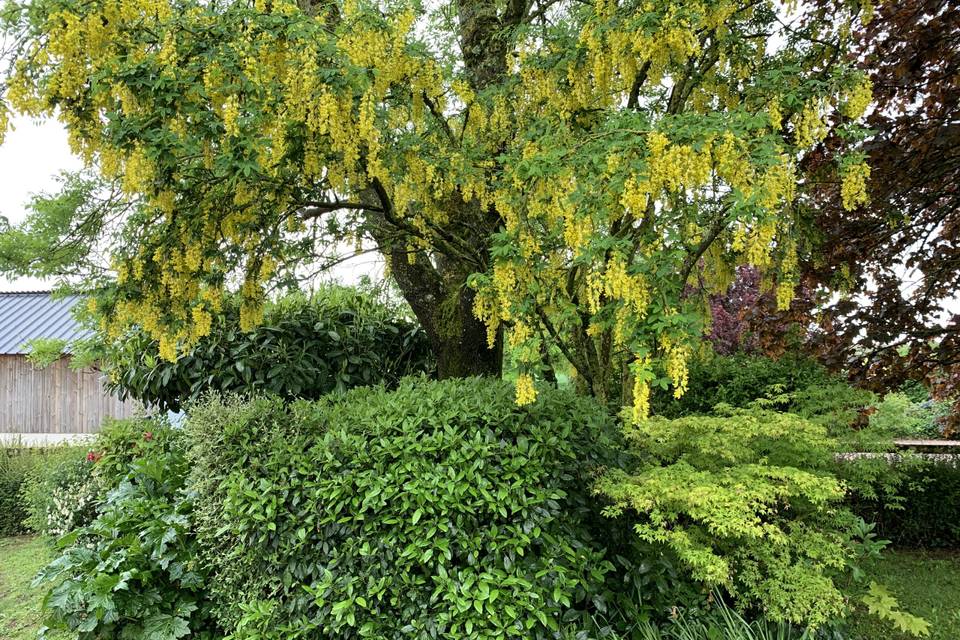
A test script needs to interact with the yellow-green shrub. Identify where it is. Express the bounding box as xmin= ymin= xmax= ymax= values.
xmin=597 ymin=407 xmax=856 ymax=628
